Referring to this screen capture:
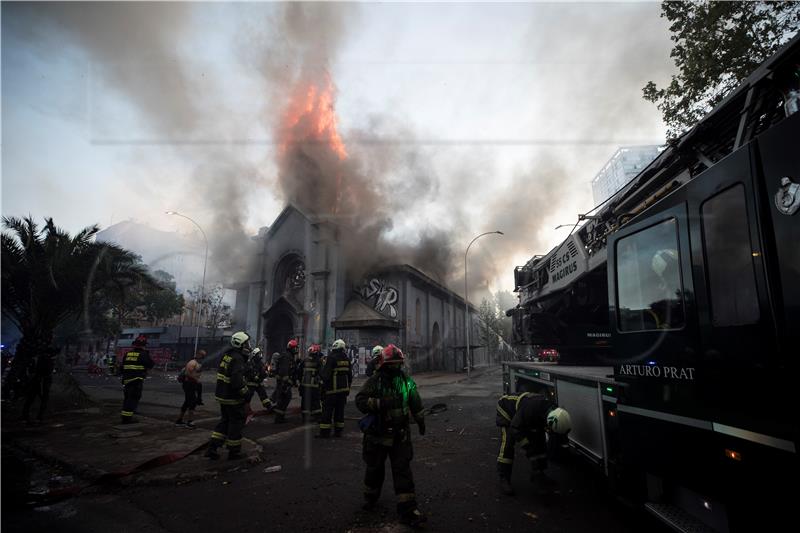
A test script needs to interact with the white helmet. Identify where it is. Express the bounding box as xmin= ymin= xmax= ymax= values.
xmin=332 ymin=339 xmax=346 ymax=351
xmin=251 ymin=347 xmax=262 ymax=358
xmin=546 ymin=407 xmax=572 ymax=435
xmin=651 ymin=249 xmax=678 ymax=279
xmin=231 ymin=331 xmax=252 ymax=353
xmin=372 ymin=345 xmax=384 ymax=358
